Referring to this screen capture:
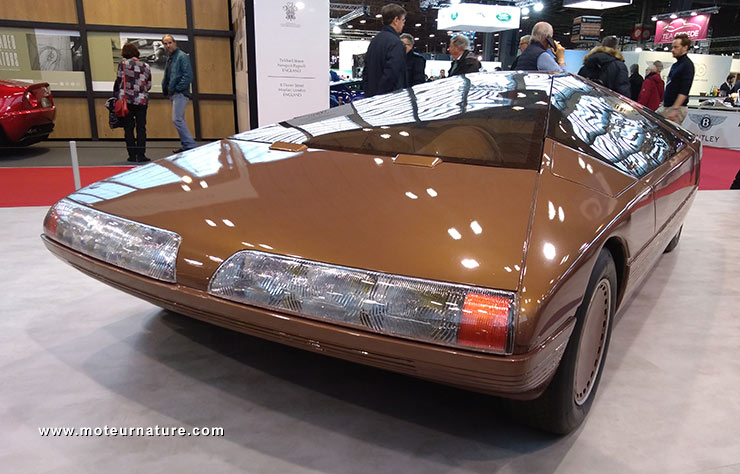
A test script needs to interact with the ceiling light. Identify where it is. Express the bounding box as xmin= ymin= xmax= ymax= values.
xmin=533 ymin=3 xmax=544 ymax=12
xmin=691 ymin=11 xmax=697 ymax=16
xmin=651 ymin=16 xmax=658 ymax=21
xmin=521 ymin=7 xmax=530 ymax=15
xmin=360 ymin=19 xmax=366 ymax=23
xmin=635 ymin=47 xmax=642 ymax=52
xmin=375 ymin=13 xmax=381 ymax=18
xmin=564 ymin=0 xmax=632 ymax=9
xmin=332 ymin=25 xmax=342 ymax=34
xmin=670 ymin=13 xmax=678 ymax=19
xmin=415 ymin=23 xmax=421 ymax=27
